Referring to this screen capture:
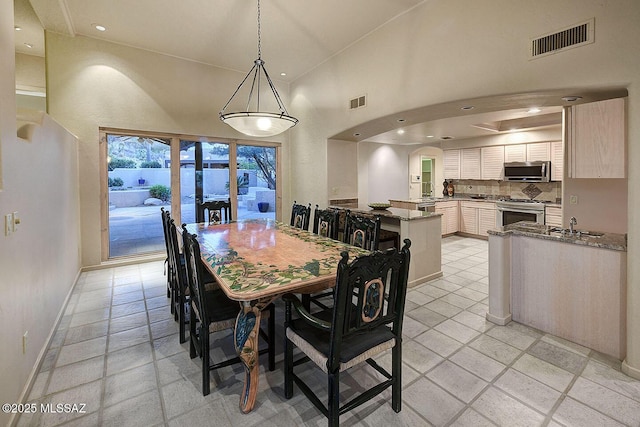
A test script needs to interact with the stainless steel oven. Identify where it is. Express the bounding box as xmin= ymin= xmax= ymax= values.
xmin=496 ymin=199 xmax=545 ymax=227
